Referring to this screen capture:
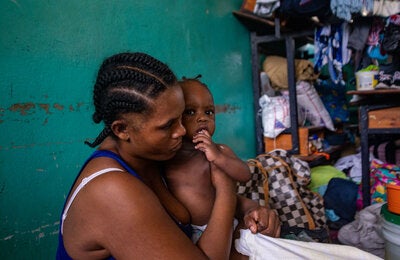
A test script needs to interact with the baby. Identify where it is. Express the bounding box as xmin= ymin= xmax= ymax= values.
xmin=164 ymin=76 xmax=251 ymax=243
